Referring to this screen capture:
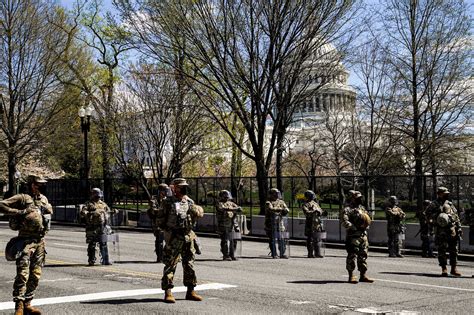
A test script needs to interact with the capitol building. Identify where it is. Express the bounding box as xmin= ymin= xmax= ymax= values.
xmin=285 ymin=42 xmax=356 ymax=153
